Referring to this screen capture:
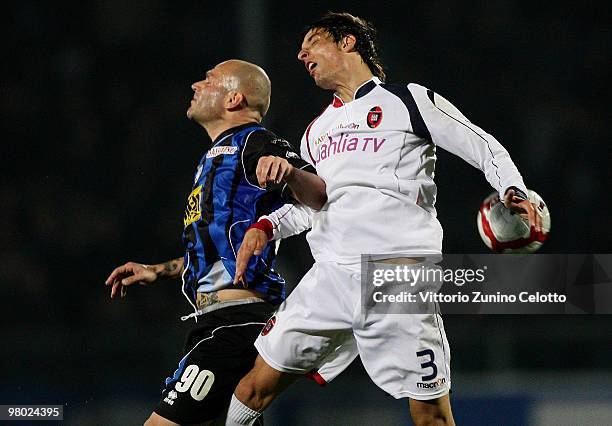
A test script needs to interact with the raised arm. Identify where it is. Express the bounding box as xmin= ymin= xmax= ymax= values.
xmin=104 ymin=257 xmax=184 ymax=299
xmin=408 ymin=83 xmax=541 ymax=231
xmin=408 ymin=83 xmax=527 ymax=196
